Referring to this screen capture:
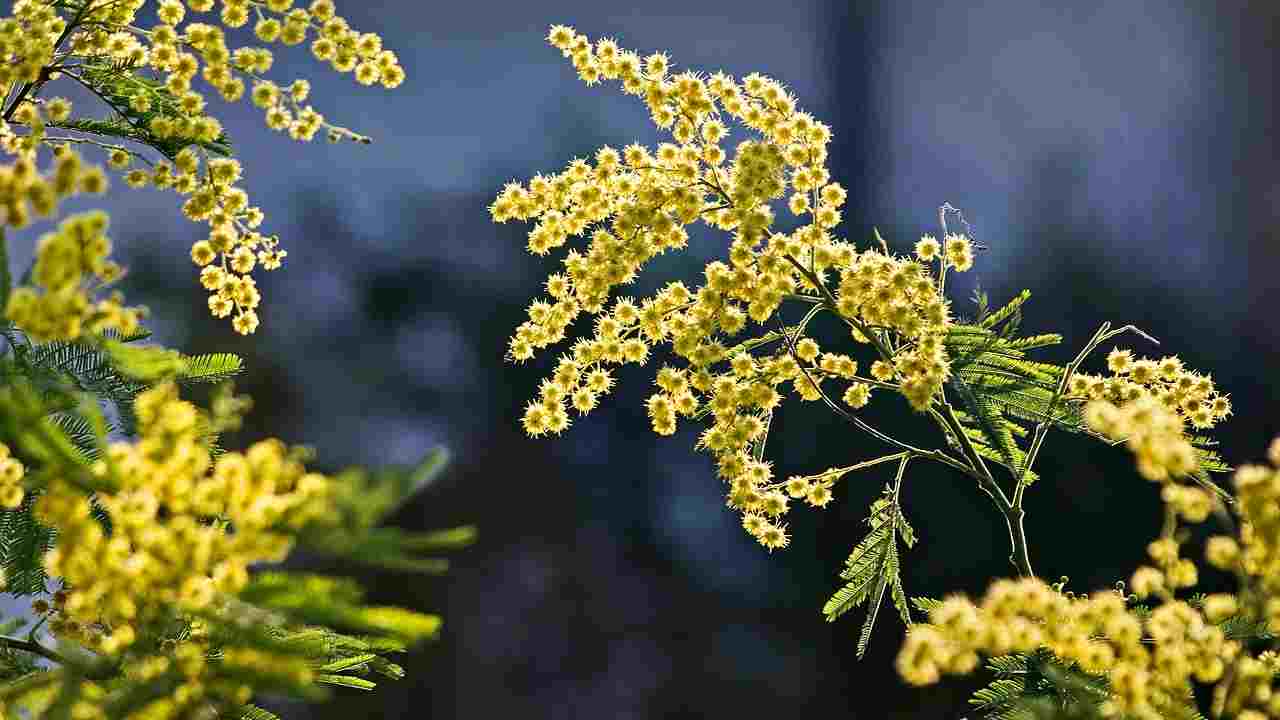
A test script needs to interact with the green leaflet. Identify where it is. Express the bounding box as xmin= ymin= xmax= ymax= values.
xmin=943 ymin=293 xmax=1099 ymax=488
xmin=67 ymin=58 xmax=233 ymax=161
xmin=318 ymin=653 xmax=379 ymax=673
xmin=980 ymin=289 xmax=1031 ymax=331
xmin=970 ymin=650 xmax=1109 ymax=720
xmin=1218 ymin=612 xmax=1275 ymax=642
xmin=238 ymin=572 xmax=444 ymax=646
xmin=234 ymin=706 xmax=283 ymax=720
xmin=9 ymin=330 xmax=242 ymax=439
xmin=951 ymin=374 xmax=1021 ymax=473
xmin=968 ymin=649 xmax=1208 ymax=720
xmin=315 ymin=674 xmax=377 ymax=691
xmin=179 ymin=352 xmax=245 ymax=384
xmin=0 ymin=493 xmax=55 ymax=595
xmin=909 ymin=596 xmax=942 ymax=614
xmin=824 ymin=457 xmax=916 ymax=659
xmin=298 ymin=449 xmax=475 ymax=574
